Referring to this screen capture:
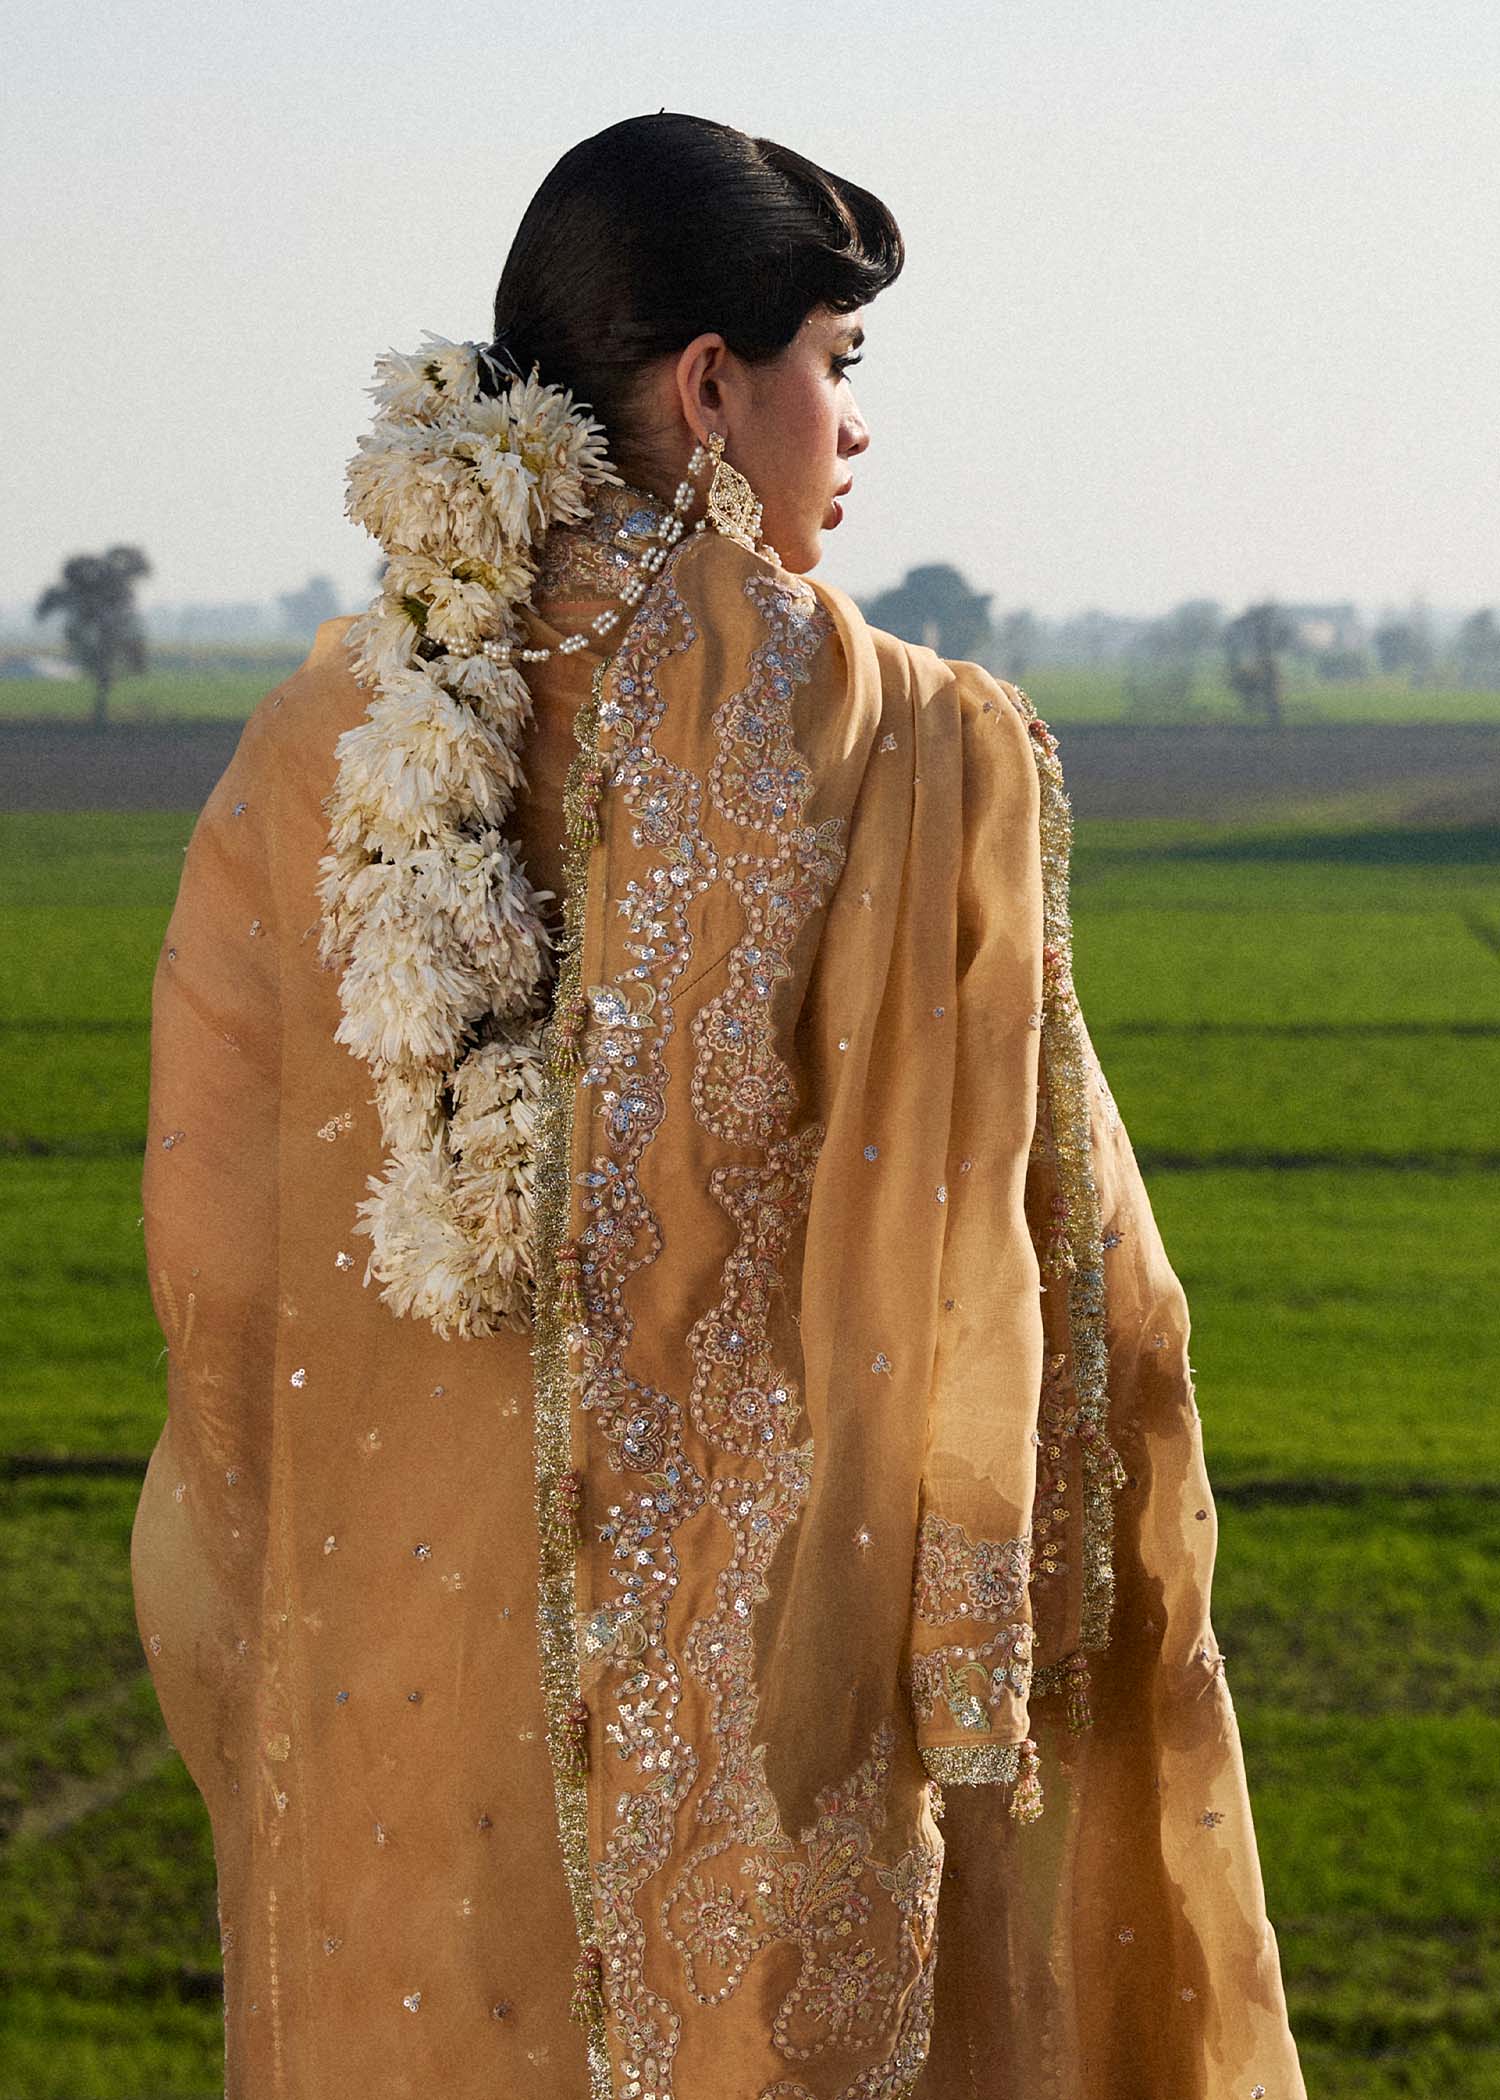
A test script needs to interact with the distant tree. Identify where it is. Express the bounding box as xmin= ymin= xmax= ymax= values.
xmin=1223 ymin=601 xmax=1295 ymax=726
xmin=1050 ymin=609 xmax=1147 ymax=665
xmin=278 ymin=574 xmax=341 ymax=635
xmin=1453 ymin=609 xmax=1500 ymax=691
xmin=1124 ymin=599 xmax=1223 ymax=717
xmin=1372 ymin=609 xmax=1435 ymax=684
xmin=1153 ymin=599 xmax=1223 ymax=661
xmin=991 ymin=609 xmax=1040 ymax=680
xmin=862 ymin=564 xmax=993 ymax=661
xmin=34 ymin=545 xmax=151 ymax=729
